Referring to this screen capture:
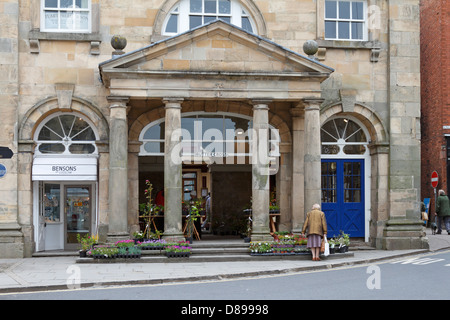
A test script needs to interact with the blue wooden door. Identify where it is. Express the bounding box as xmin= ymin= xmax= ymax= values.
xmin=321 ymin=159 xmax=365 ymax=238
